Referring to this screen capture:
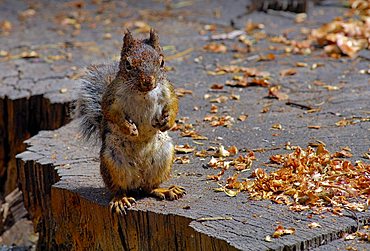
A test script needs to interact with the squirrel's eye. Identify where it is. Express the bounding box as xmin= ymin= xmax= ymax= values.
xmin=160 ymin=59 xmax=164 ymax=68
xmin=125 ymin=59 xmax=133 ymax=71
